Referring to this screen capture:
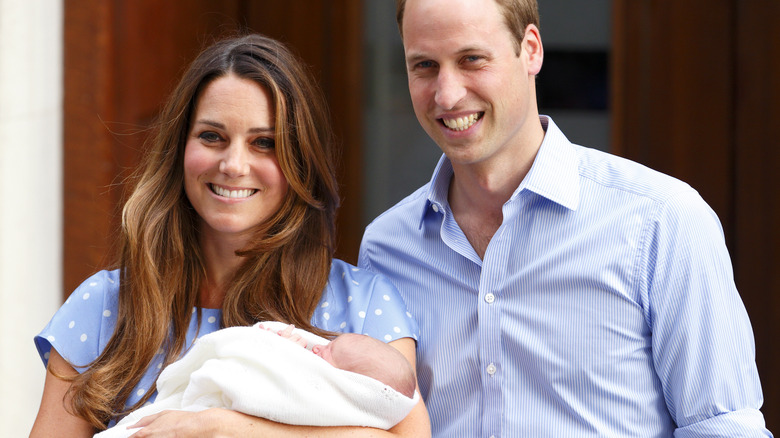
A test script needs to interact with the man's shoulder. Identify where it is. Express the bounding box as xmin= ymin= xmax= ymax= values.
xmin=575 ymin=145 xmax=695 ymax=204
xmin=365 ymin=183 xmax=432 ymax=231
